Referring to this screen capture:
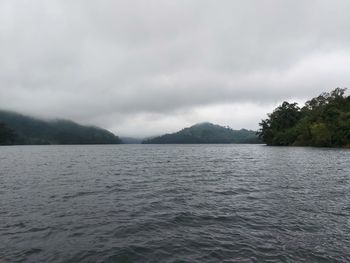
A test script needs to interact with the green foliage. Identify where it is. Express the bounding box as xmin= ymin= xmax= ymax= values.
xmin=0 ymin=122 xmax=16 ymax=145
xmin=143 ymin=122 xmax=262 ymax=144
xmin=258 ymin=88 xmax=350 ymax=147
xmin=0 ymin=110 xmax=121 ymax=145
xmin=309 ymin=122 xmax=331 ymax=147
